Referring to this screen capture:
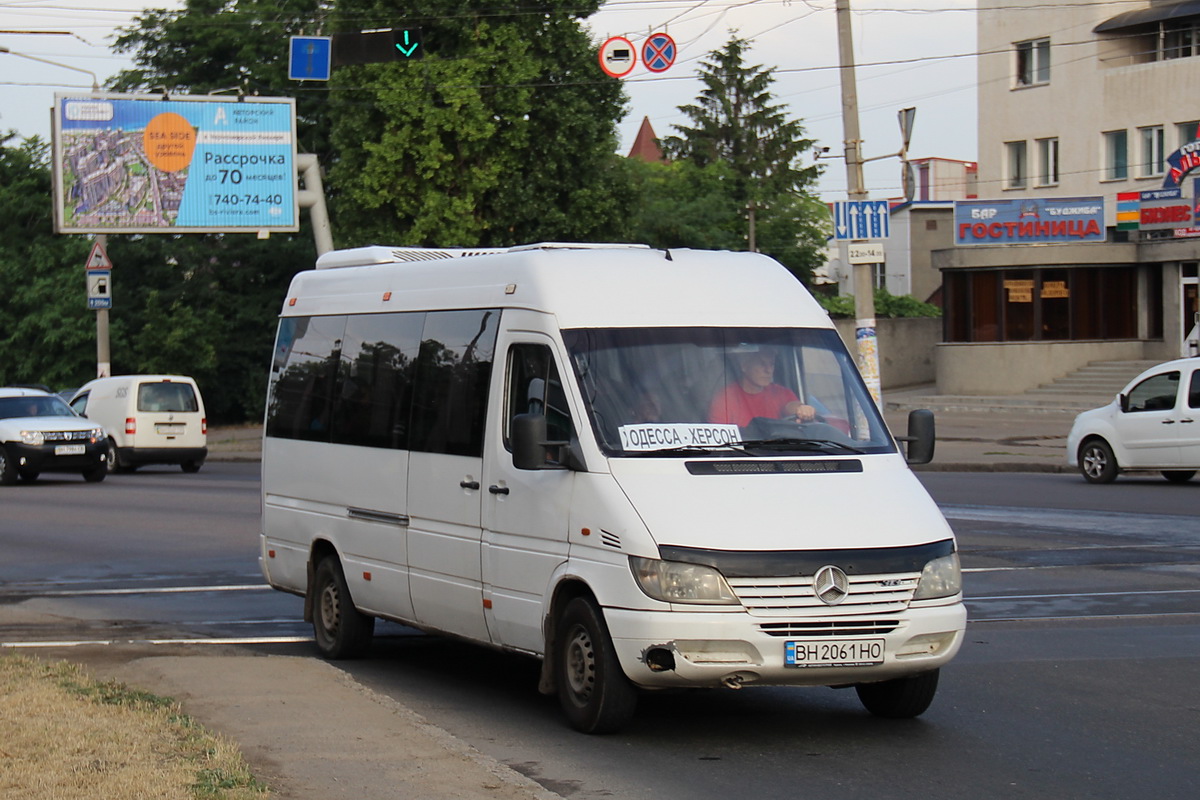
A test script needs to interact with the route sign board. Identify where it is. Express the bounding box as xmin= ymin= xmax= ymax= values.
xmin=333 ymin=28 xmax=422 ymax=66
xmin=598 ymin=36 xmax=636 ymax=78
xmin=53 ymin=93 xmax=297 ymax=234
xmin=289 ymin=36 xmax=332 ymax=81
xmin=832 ymin=199 xmax=890 ymax=240
xmin=642 ymin=33 xmax=676 ymax=73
